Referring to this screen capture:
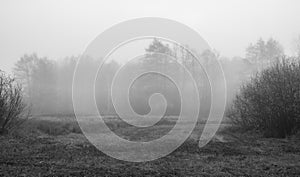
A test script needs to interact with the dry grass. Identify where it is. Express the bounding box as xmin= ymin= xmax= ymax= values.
xmin=0 ymin=116 xmax=299 ymax=176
